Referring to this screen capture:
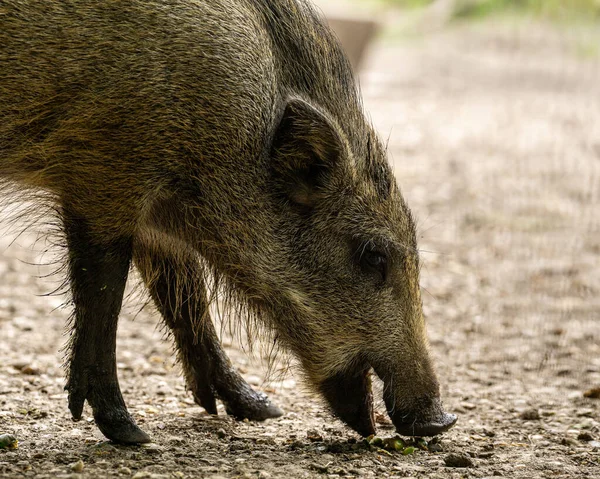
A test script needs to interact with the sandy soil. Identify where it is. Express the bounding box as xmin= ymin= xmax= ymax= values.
xmin=1 ymin=14 xmax=599 ymax=479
